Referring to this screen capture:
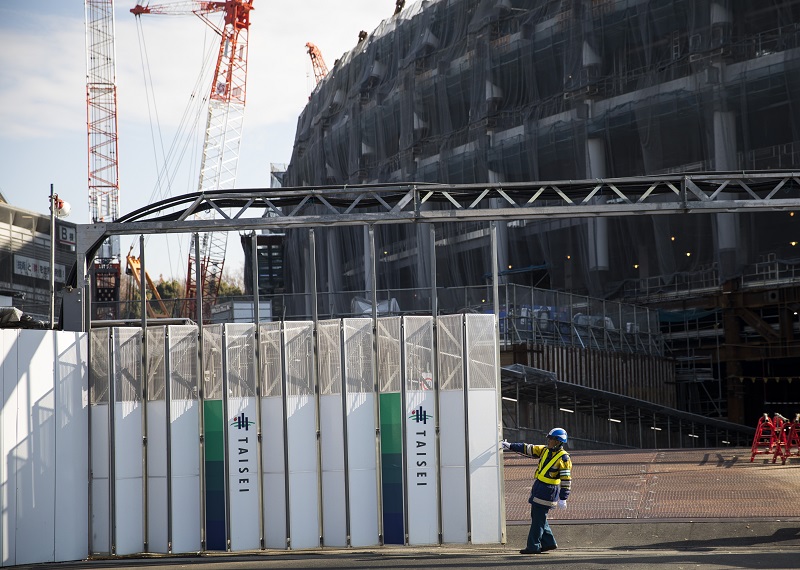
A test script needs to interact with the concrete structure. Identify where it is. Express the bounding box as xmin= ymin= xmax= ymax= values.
xmin=284 ymin=0 xmax=800 ymax=423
